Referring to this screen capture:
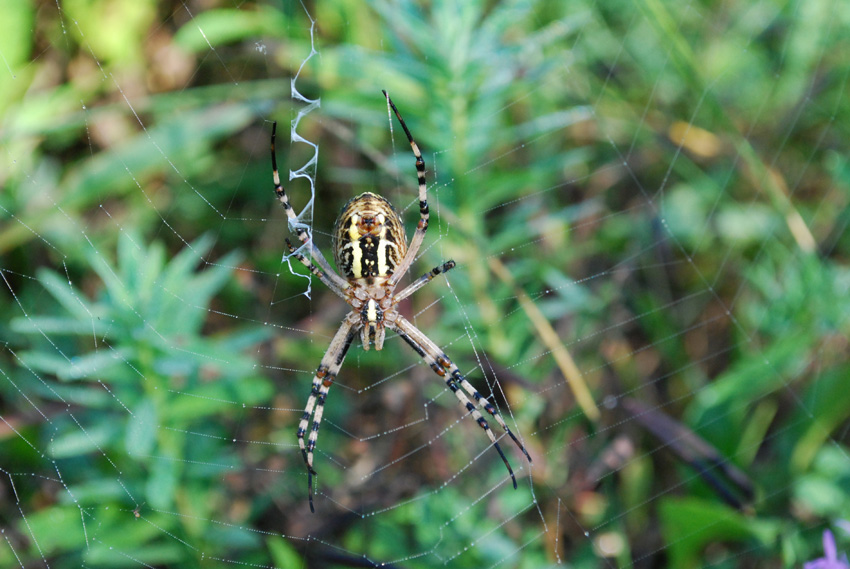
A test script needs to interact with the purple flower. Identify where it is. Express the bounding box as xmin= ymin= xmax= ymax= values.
xmin=804 ymin=530 xmax=850 ymax=569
